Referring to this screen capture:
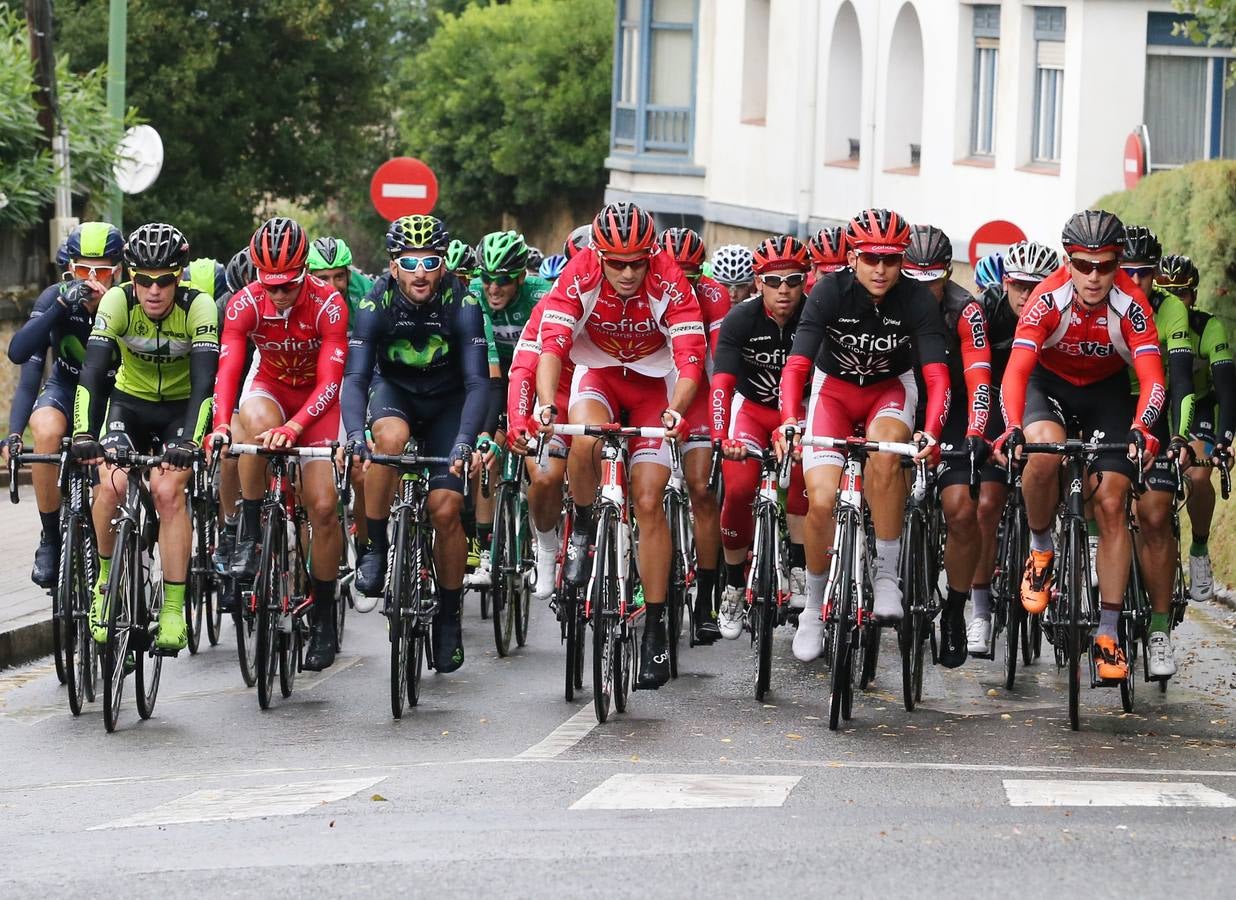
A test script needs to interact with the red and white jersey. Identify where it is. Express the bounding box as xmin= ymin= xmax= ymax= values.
xmin=693 ymin=273 xmax=730 ymax=359
xmin=538 ymin=247 xmax=706 ymax=382
xmin=507 ymin=301 xmax=575 ymax=434
xmin=214 ymin=275 xmax=348 ymax=431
